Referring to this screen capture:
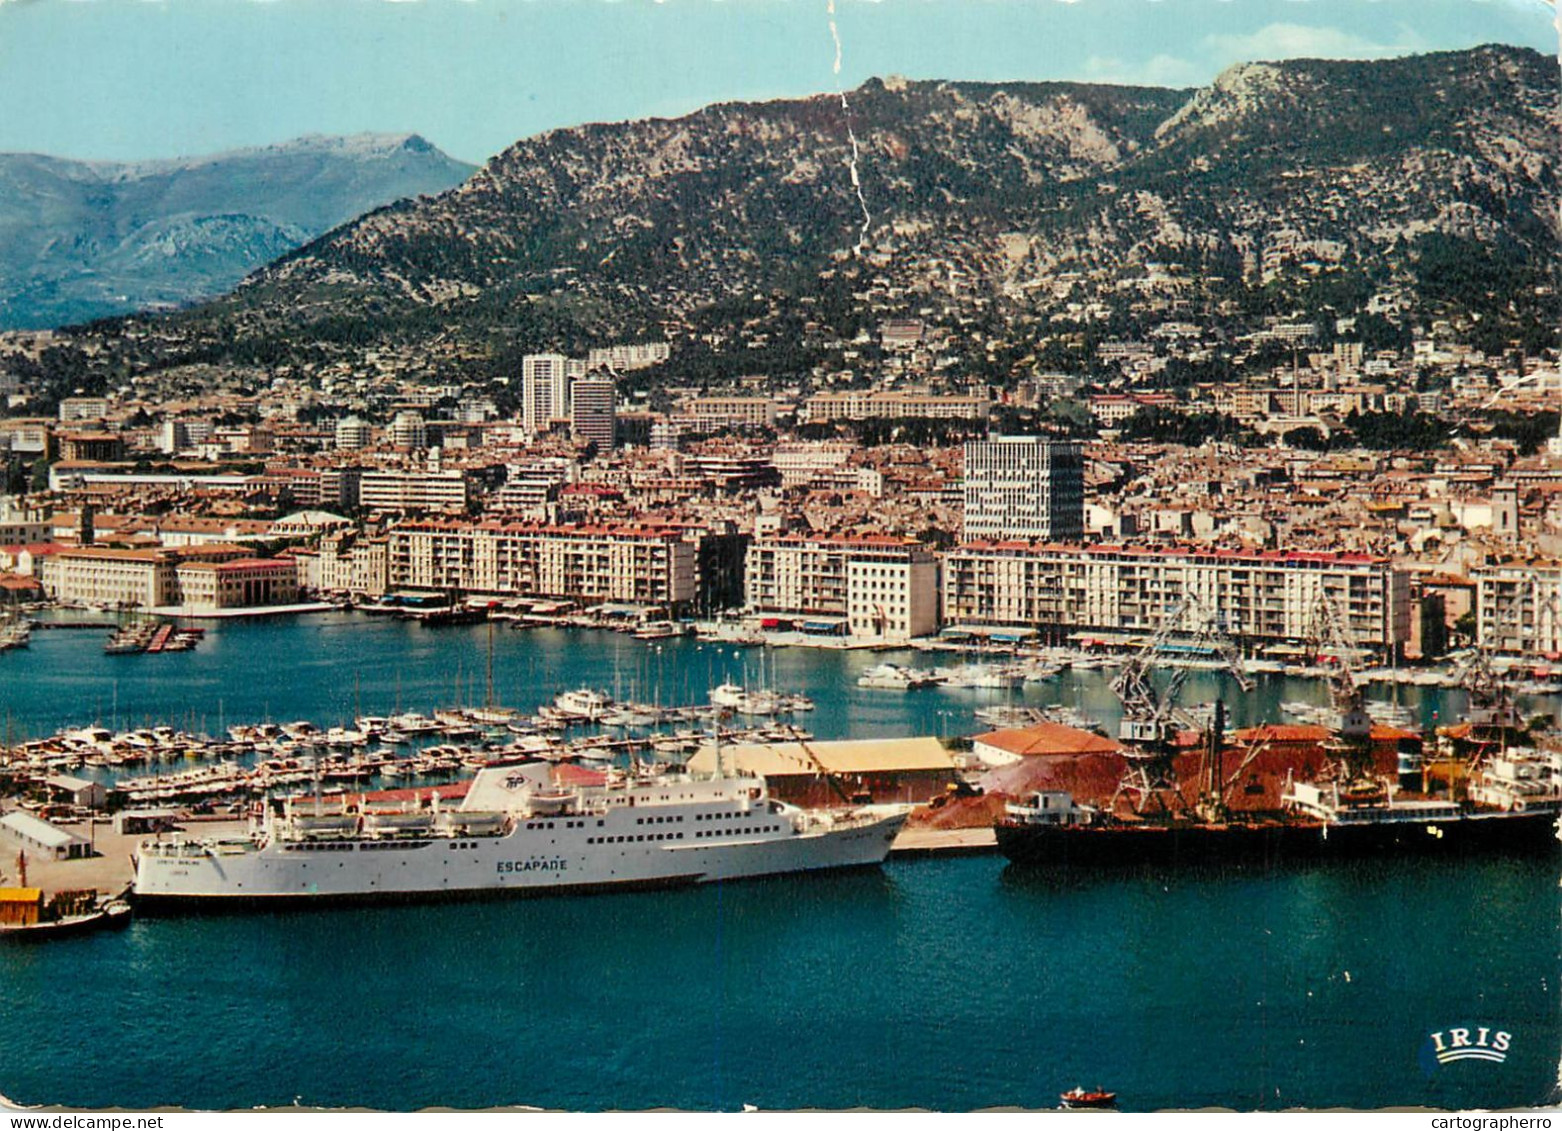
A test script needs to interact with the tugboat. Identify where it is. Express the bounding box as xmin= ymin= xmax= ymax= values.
xmin=1059 ymin=1086 xmax=1117 ymax=1110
